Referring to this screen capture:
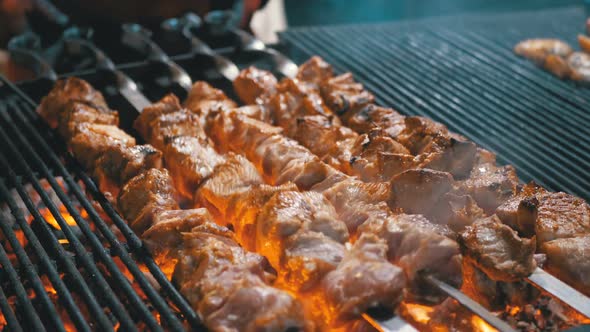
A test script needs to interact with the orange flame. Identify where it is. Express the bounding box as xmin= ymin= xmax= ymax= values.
xmin=471 ymin=315 xmax=497 ymax=332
